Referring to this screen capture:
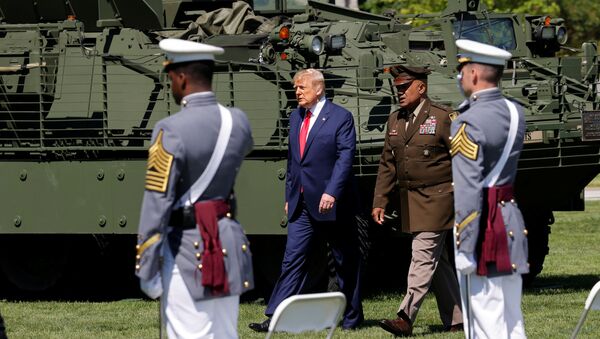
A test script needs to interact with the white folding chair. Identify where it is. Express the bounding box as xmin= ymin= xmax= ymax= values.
xmin=265 ymin=292 xmax=346 ymax=339
xmin=571 ymin=280 xmax=600 ymax=339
